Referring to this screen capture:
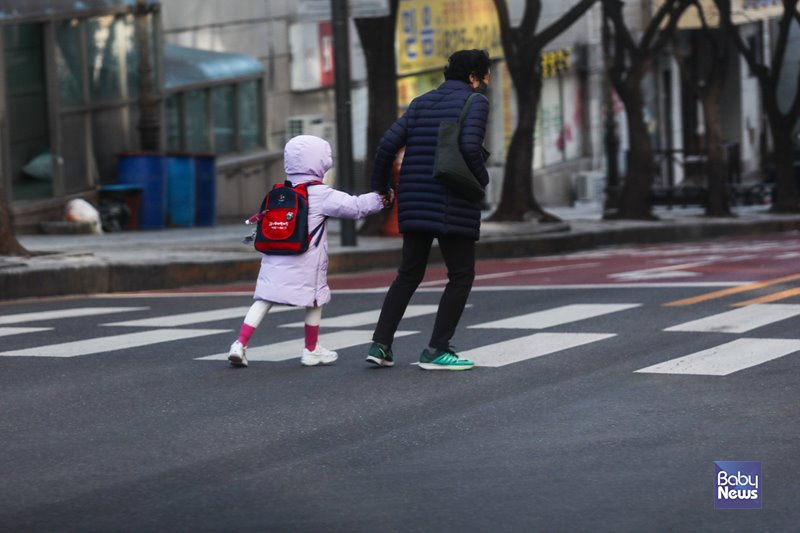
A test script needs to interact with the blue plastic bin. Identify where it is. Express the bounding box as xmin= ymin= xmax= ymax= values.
xmin=166 ymin=153 xmax=196 ymax=227
xmin=193 ymin=154 xmax=216 ymax=226
xmin=117 ymin=153 xmax=166 ymax=229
